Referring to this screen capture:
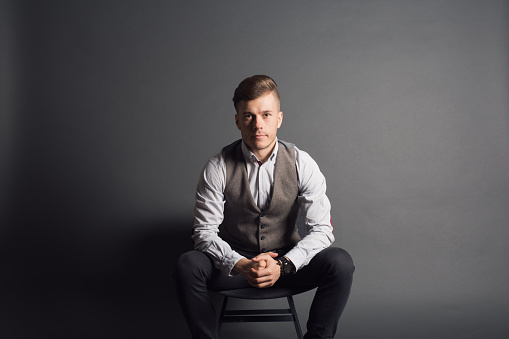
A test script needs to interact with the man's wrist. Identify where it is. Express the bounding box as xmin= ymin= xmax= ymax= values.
xmin=233 ymin=258 xmax=250 ymax=274
xmin=276 ymin=256 xmax=296 ymax=276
